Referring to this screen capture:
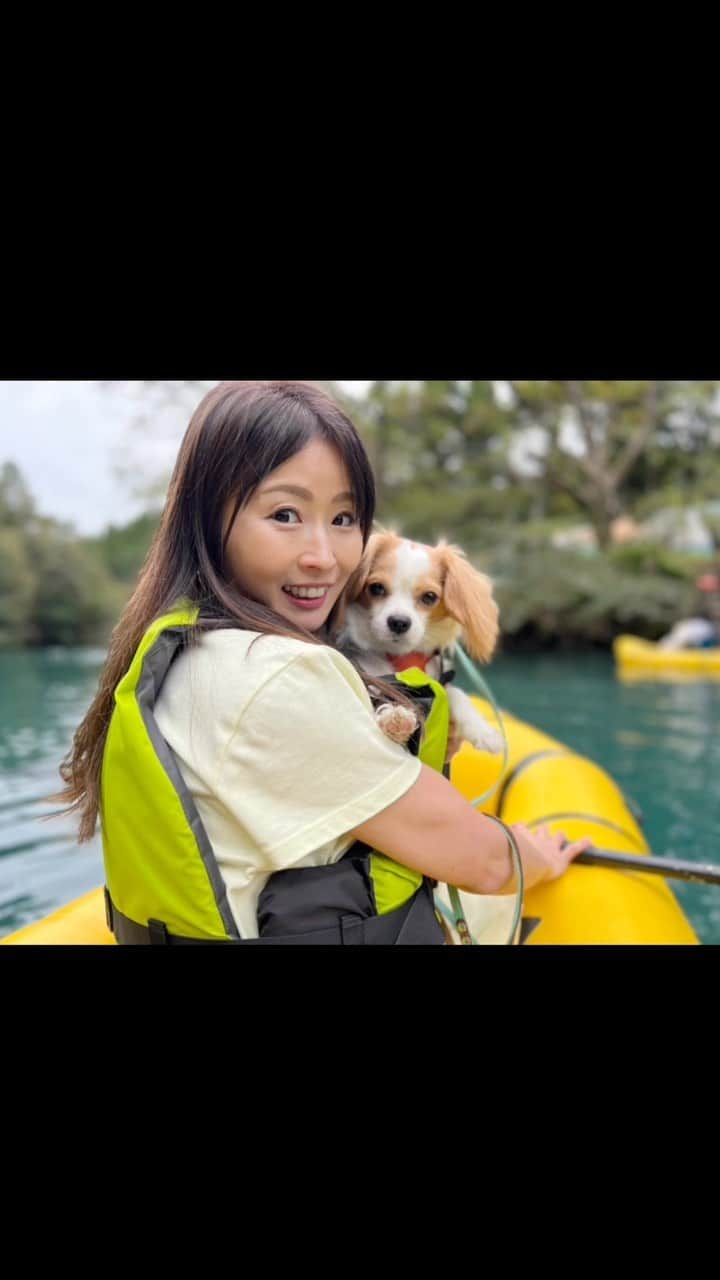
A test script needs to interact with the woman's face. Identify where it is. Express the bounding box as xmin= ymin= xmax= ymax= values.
xmin=223 ymin=437 xmax=365 ymax=632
